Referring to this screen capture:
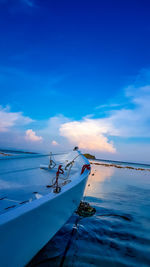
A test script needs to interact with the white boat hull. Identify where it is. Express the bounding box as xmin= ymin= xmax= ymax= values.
xmin=0 ymin=167 xmax=89 ymax=266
